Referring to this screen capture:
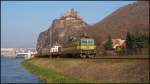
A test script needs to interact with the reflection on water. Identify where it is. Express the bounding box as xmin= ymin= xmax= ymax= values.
xmin=1 ymin=57 xmax=43 ymax=83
